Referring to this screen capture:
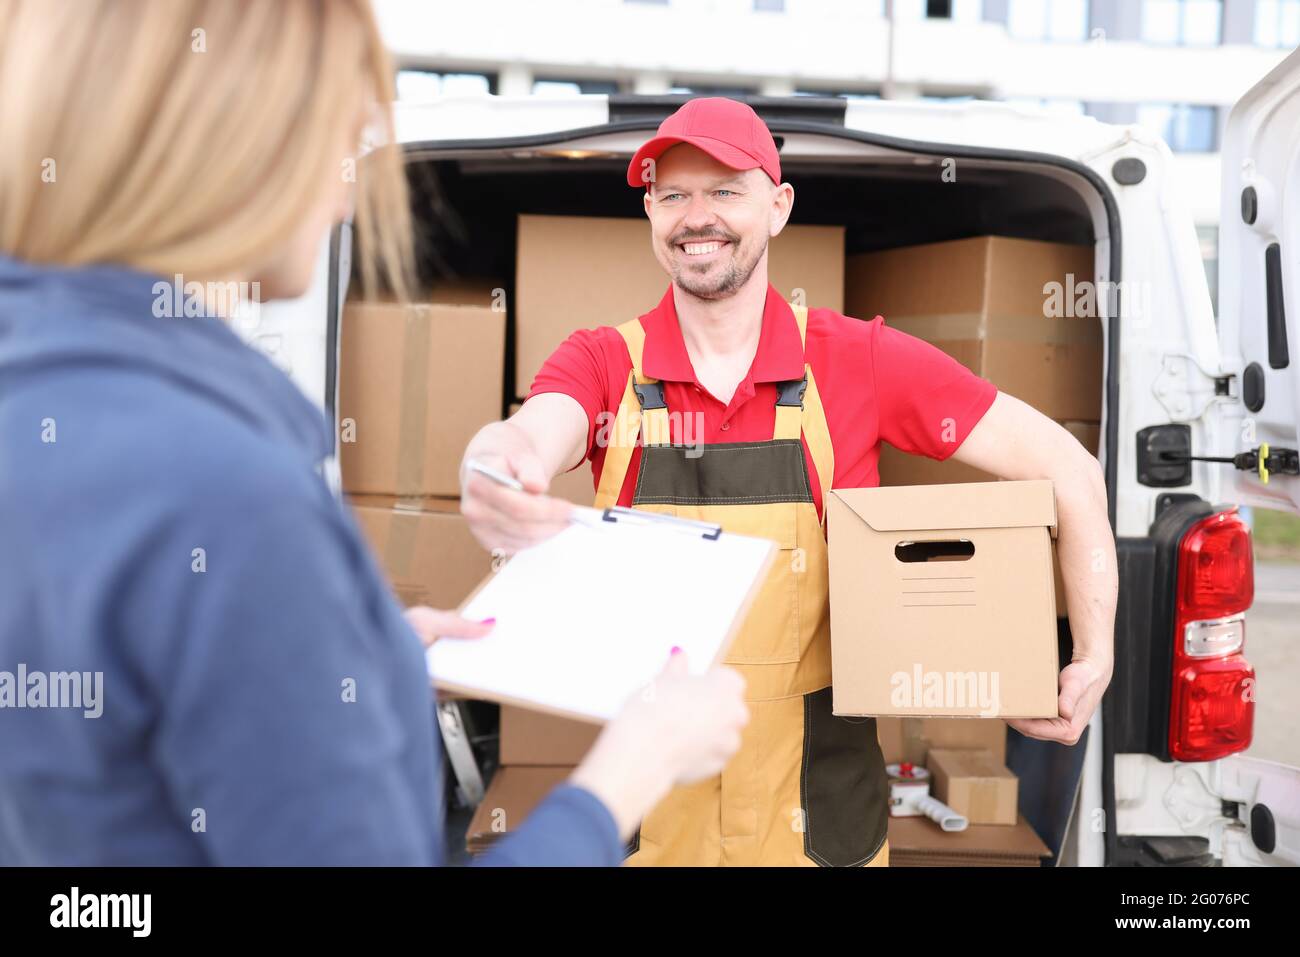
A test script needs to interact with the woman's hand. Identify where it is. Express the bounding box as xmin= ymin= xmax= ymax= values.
xmin=568 ymin=650 xmax=750 ymax=840
xmin=403 ymin=606 xmax=495 ymax=648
